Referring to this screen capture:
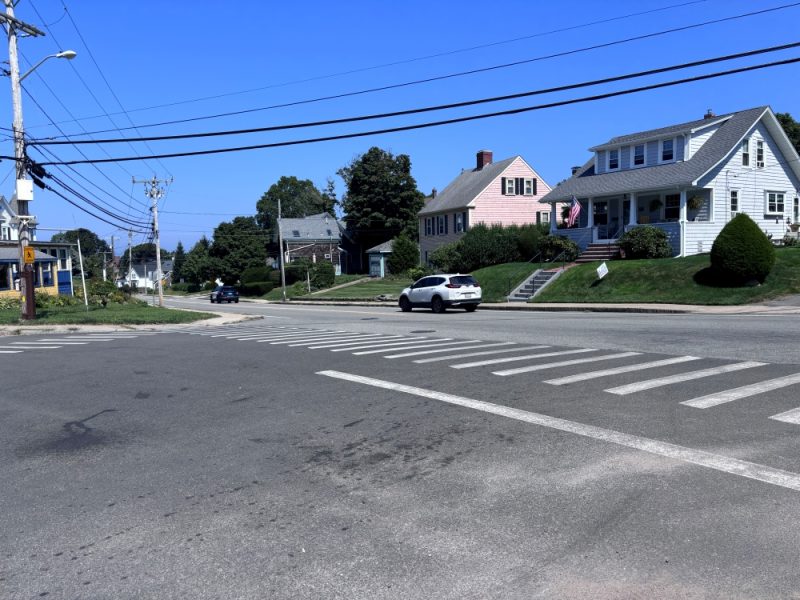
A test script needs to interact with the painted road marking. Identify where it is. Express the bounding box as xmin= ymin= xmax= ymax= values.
xmin=329 ymin=338 xmax=432 ymax=352
xmin=308 ymin=335 xmax=405 ymax=349
xmin=493 ymin=351 xmax=642 ymax=377
xmin=0 ymin=350 xmax=23 ymax=353
xmin=288 ymin=334 xmax=387 ymax=347
xmin=317 ymin=370 xmax=800 ymax=493
xmin=271 ymin=332 xmax=361 ymax=344
xmin=352 ymin=340 xmax=464 ymax=356
xmin=414 ymin=345 xmax=549 ymax=364
xmin=10 ymin=341 xmax=86 ymax=346
xmin=605 ymin=361 xmax=767 ymax=395
xmin=256 ymin=331 xmax=347 ymax=342
xmin=770 ymin=407 xmax=800 ymax=425
xmin=385 ymin=341 xmax=514 ymax=359
xmin=451 ymin=348 xmax=595 ymax=370
xmin=681 ymin=373 xmax=800 ymax=409
xmin=545 ymin=356 xmax=701 ymax=385
xmin=0 ymin=345 xmax=60 ymax=349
